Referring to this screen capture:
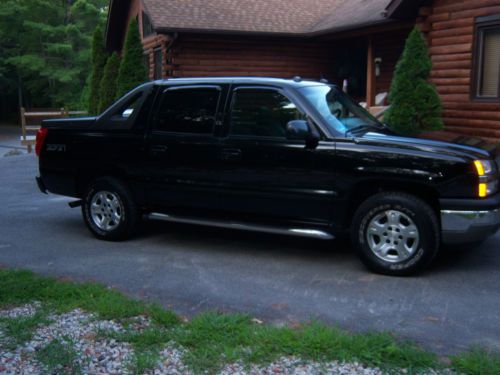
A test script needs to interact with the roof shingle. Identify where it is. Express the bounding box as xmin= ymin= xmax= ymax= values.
xmin=142 ymin=0 xmax=395 ymax=35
